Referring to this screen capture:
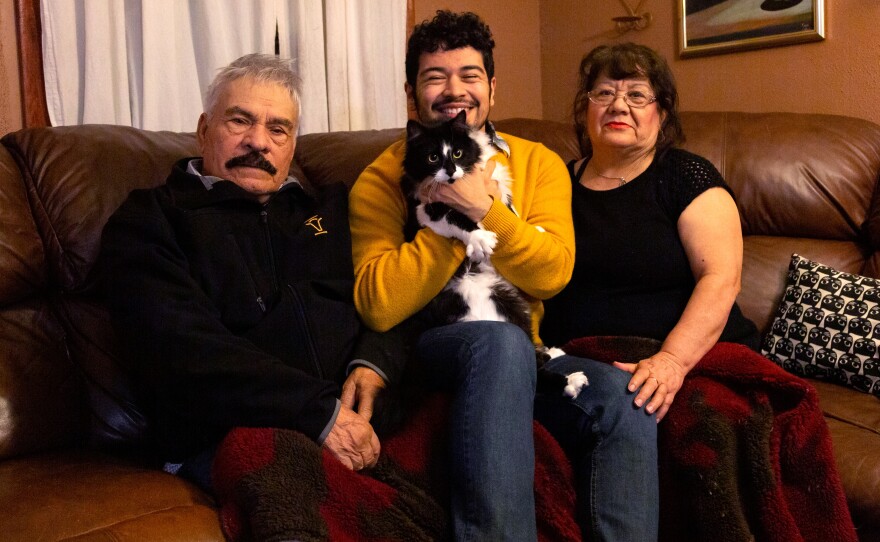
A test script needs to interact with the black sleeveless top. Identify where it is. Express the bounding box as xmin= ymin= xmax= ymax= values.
xmin=541 ymin=148 xmax=759 ymax=349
